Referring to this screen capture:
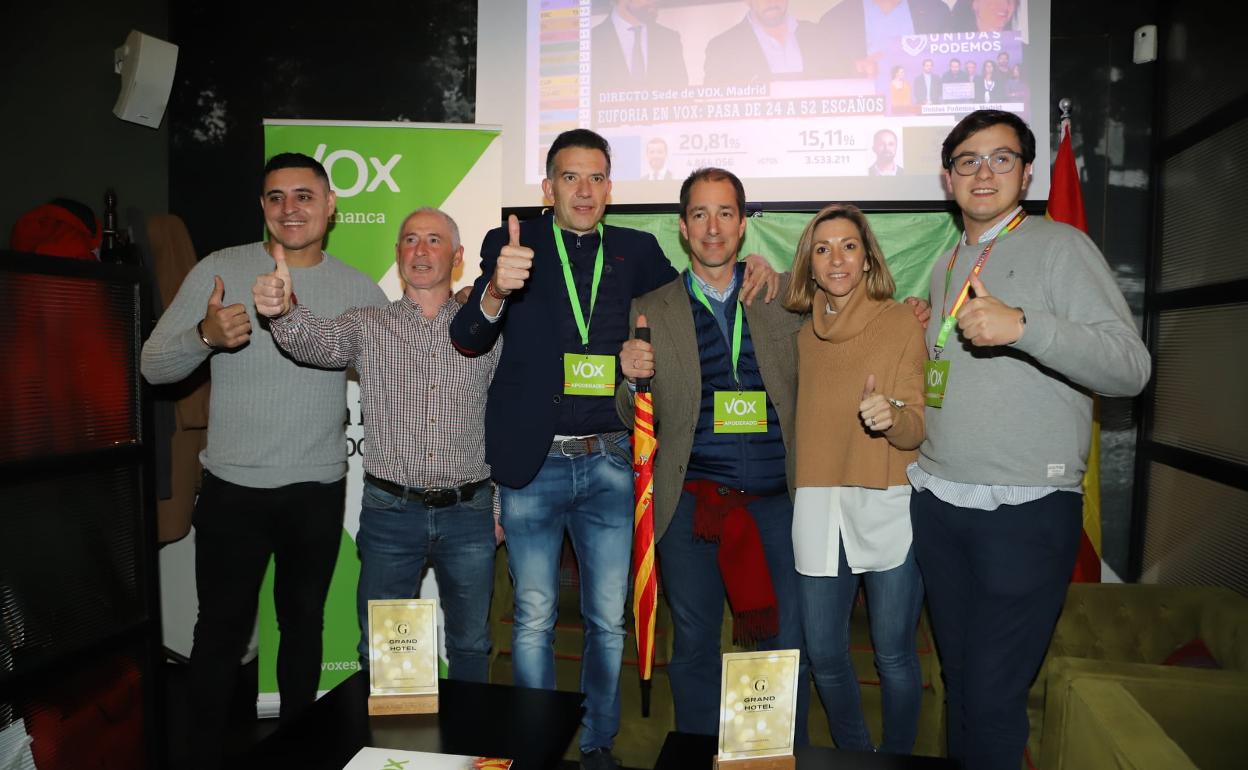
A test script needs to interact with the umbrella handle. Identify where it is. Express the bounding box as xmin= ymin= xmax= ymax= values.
xmin=635 ymin=327 xmax=652 ymax=393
